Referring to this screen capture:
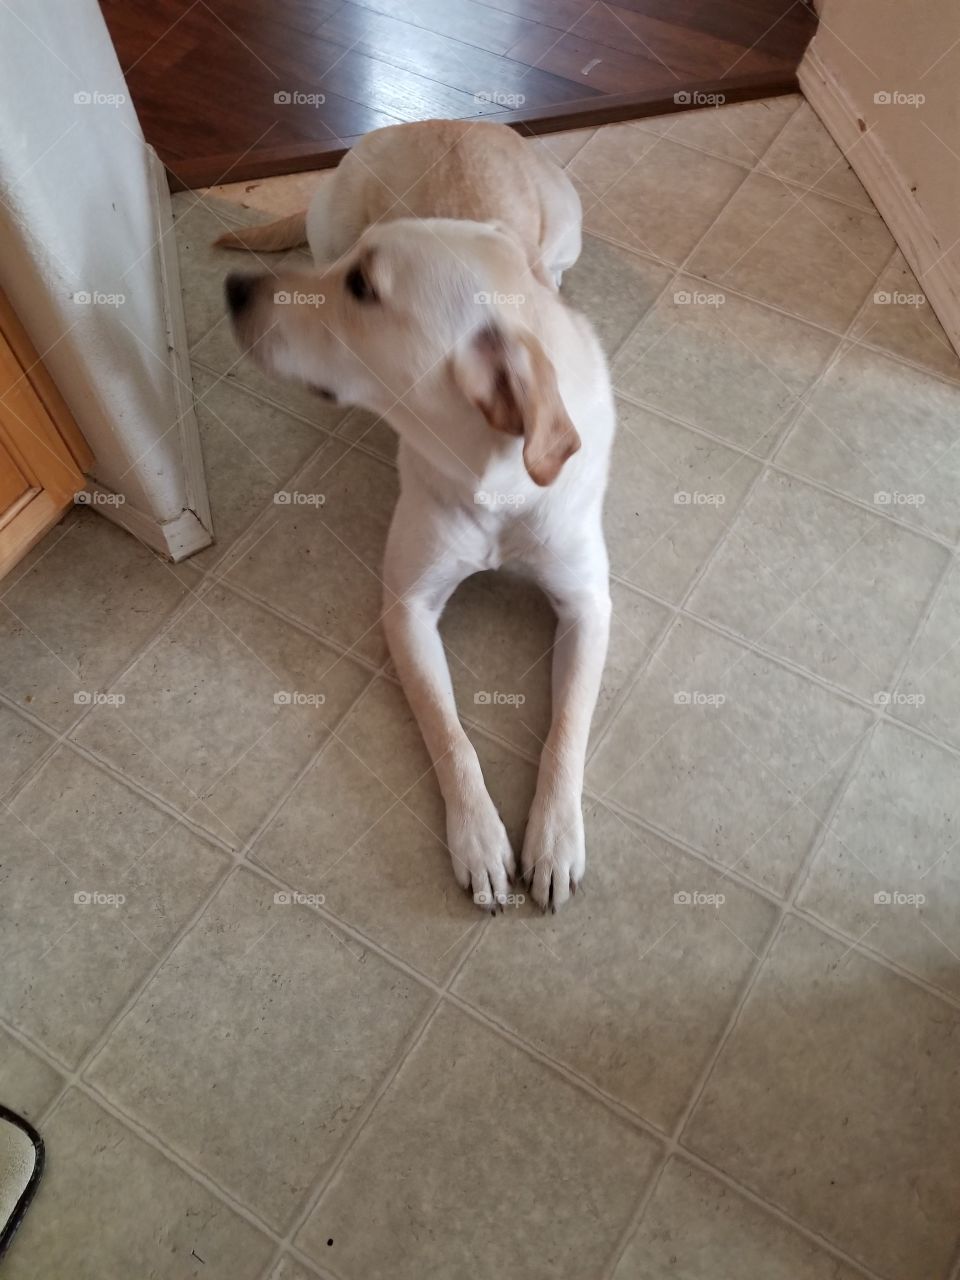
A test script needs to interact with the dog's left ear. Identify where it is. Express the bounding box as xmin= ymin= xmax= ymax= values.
xmin=451 ymin=324 xmax=581 ymax=485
